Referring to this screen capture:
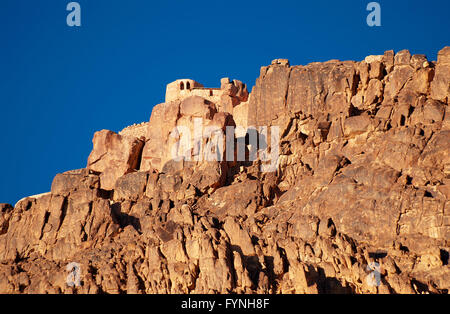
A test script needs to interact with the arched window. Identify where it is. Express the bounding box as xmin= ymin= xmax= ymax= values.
xmin=180 ymin=82 xmax=185 ymax=90
xmin=209 ymin=89 xmax=213 ymax=96
xmin=186 ymin=82 xmax=191 ymax=90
